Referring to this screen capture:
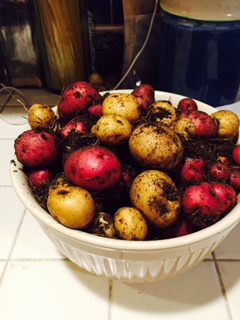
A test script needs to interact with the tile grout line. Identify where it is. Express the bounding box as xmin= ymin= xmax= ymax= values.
xmin=0 ymin=208 xmax=26 ymax=285
xmin=212 ymin=252 xmax=233 ymax=320
xmin=108 ymin=278 xmax=113 ymax=320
